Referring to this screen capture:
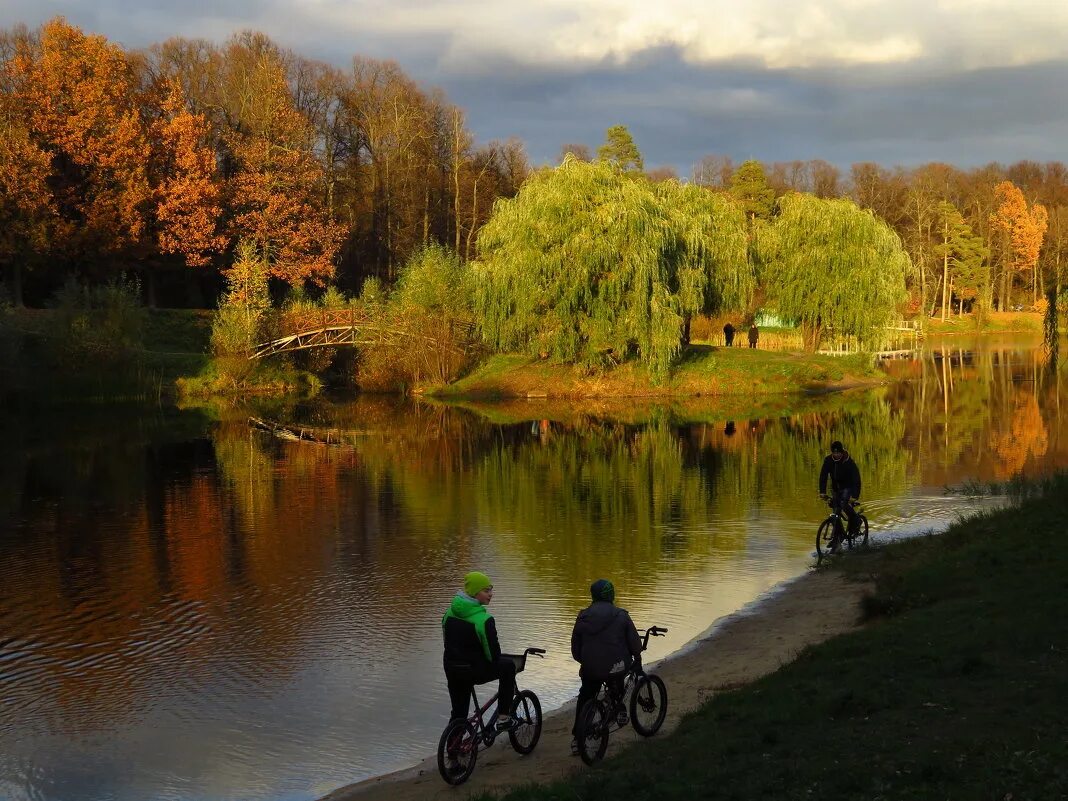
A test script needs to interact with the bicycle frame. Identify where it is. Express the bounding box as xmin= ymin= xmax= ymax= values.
xmin=591 ymin=626 xmax=667 ymax=725
xmin=462 ymin=646 xmax=545 ymax=748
